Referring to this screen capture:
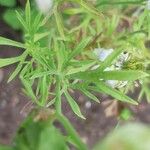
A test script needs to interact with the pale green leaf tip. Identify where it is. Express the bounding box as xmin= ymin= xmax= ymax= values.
xmin=7 ymin=76 xmax=13 ymax=83
xmin=78 ymin=113 xmax=86 ymax=120
xmin=7 ymin=79 xmax=11 ymax=83
xmin=81 ymin=115 xmax=86 ymax=120
xmin=97 ymin=100 xmax=100 ymax=103
xmin=131 ymin=101 xmax=138 ymax=105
